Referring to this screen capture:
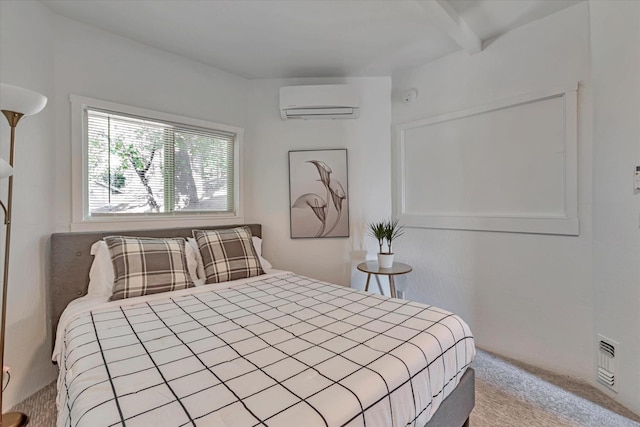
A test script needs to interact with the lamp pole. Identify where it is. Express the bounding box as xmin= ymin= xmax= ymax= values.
xmin=0 ymin=83 xmax=47 ymax=427
xmin=0 ymin=109 xmax=27 ymax=427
